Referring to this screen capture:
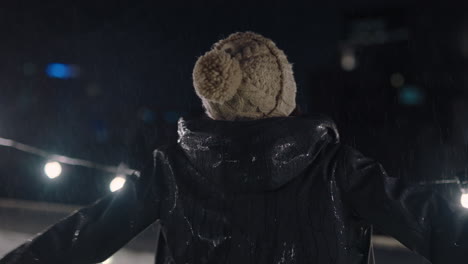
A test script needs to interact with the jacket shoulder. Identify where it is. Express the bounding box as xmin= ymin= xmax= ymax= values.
xmin=296 ymin=114 xmax=340 ymax=143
